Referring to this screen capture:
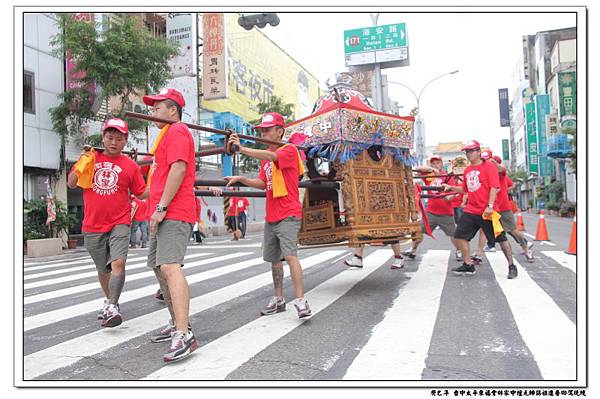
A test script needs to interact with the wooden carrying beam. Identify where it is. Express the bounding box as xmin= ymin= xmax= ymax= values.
xmin=194 ymin=190 xmax=266 ymax=198
xmin=194 ymin=179 xmax=340 ymax=190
